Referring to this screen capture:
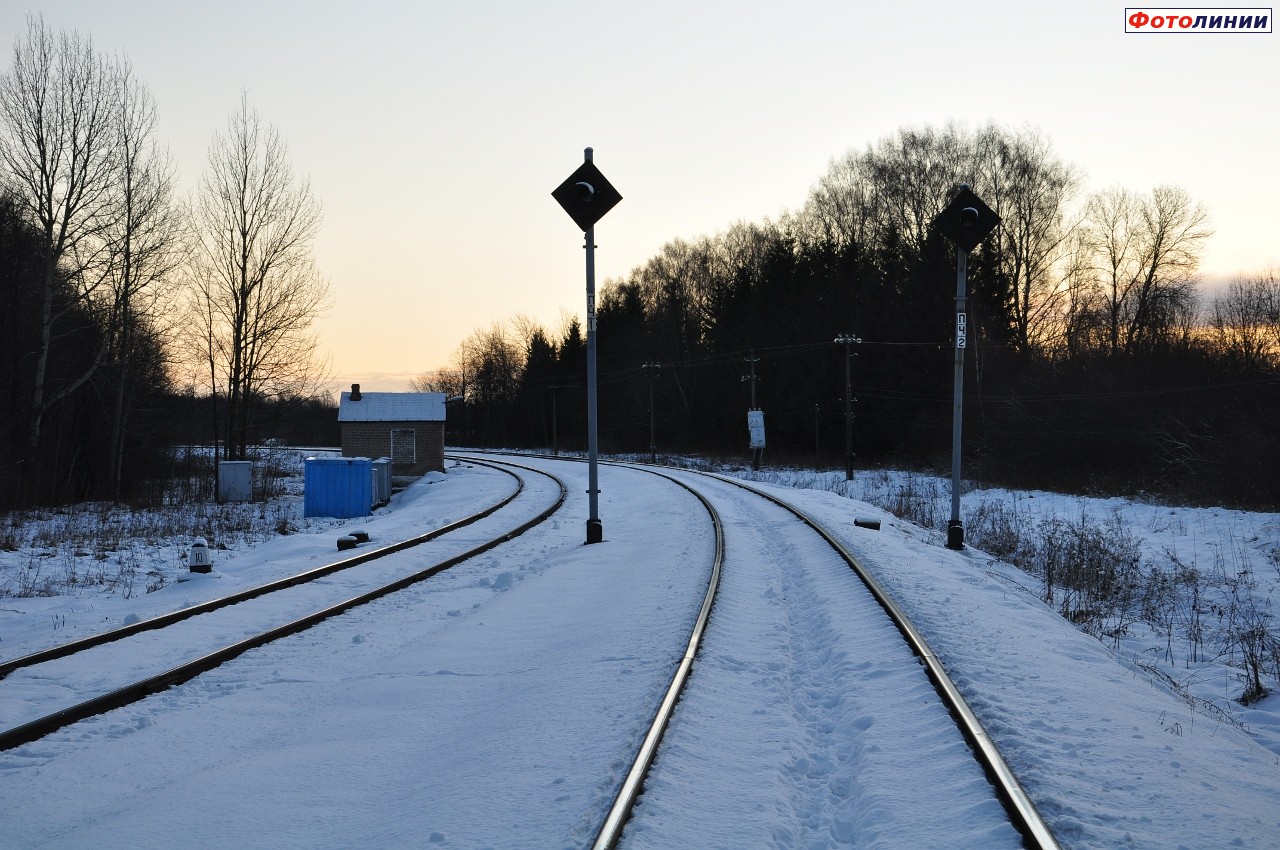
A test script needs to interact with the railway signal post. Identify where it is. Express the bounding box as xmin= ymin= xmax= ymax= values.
xmin=932 ymin=184 xmax=999 ymax=551
xmin=553 ymin=148 xmax=623 ymax=544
